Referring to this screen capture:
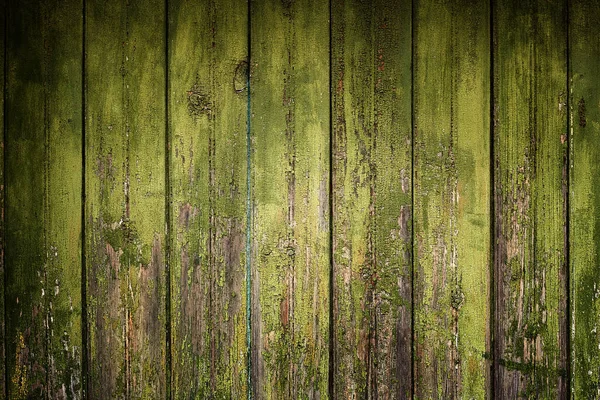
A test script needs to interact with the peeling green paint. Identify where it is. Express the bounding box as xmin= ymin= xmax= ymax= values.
xmin=413 ymin=0 xmax=491 ymax=398
xmin=250 ymin=0 xmax=330 ymax=397
xmin=494 ymin=0 xmax=568 ymax=397
xmin=86 ymin=0 xmax=166 ymax=397
xmin=570 ymin=0 xmax=600 ymax=397
xmin=331 ymin=0 xmax=412 ymax=398
xmin=169 ymin=0 xmax=249 ymax=398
